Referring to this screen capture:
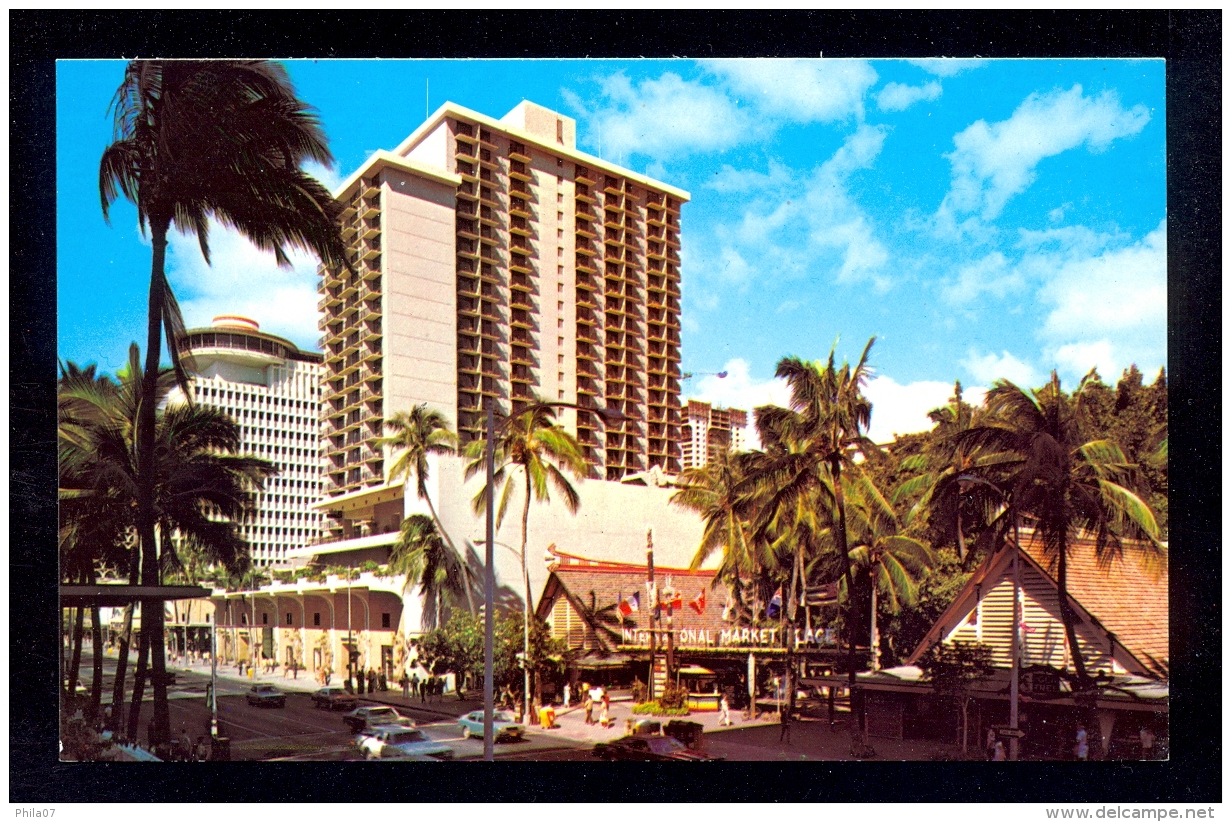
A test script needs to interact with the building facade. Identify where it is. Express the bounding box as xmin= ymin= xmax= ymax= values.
xmin=680 ymin=400 xmax=748 ymax=470
xmin=180 ymin=315 xmax=325 ymax=567
xmin=315 ymin=99 xmax=689 ymax=501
